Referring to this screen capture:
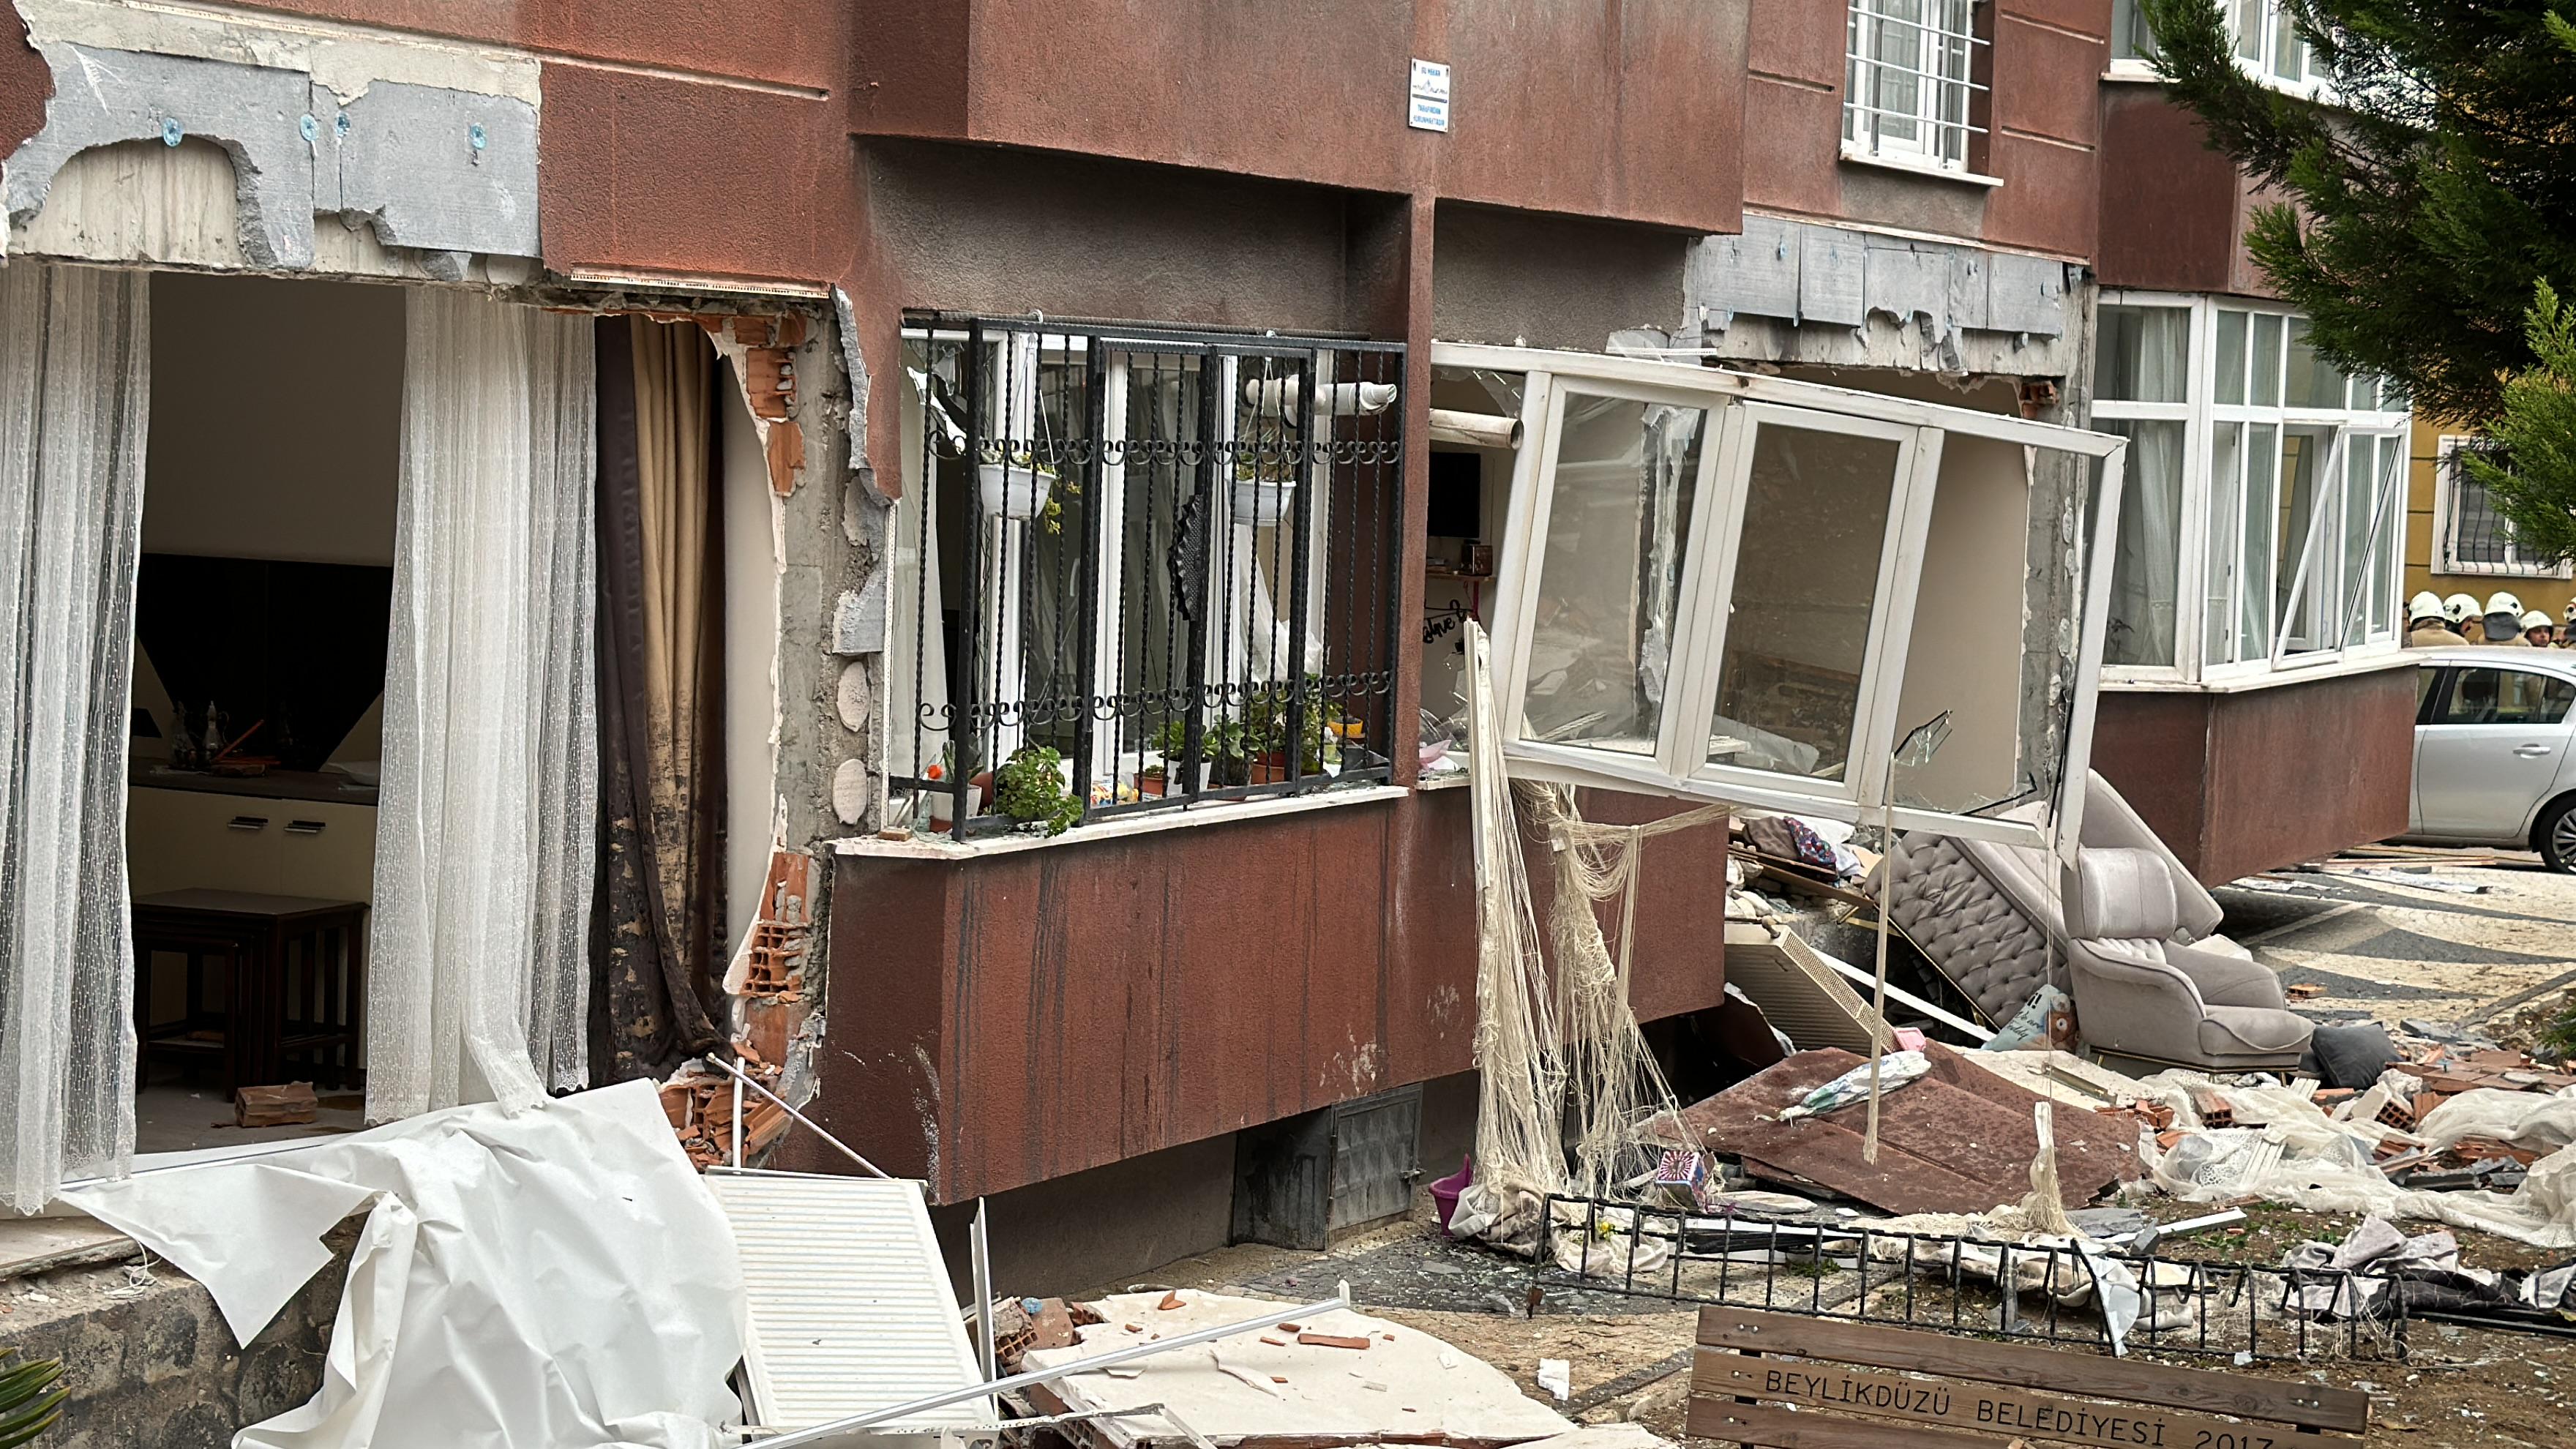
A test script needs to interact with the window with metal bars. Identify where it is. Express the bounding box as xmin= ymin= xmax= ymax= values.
xmin=888 ymin=315 xmax=1405 ymax=840
xmin=1843 ymin=0 xmax=1985 ymax=172
xmin=2438 ymin=435 xmax=2571 ymax=580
